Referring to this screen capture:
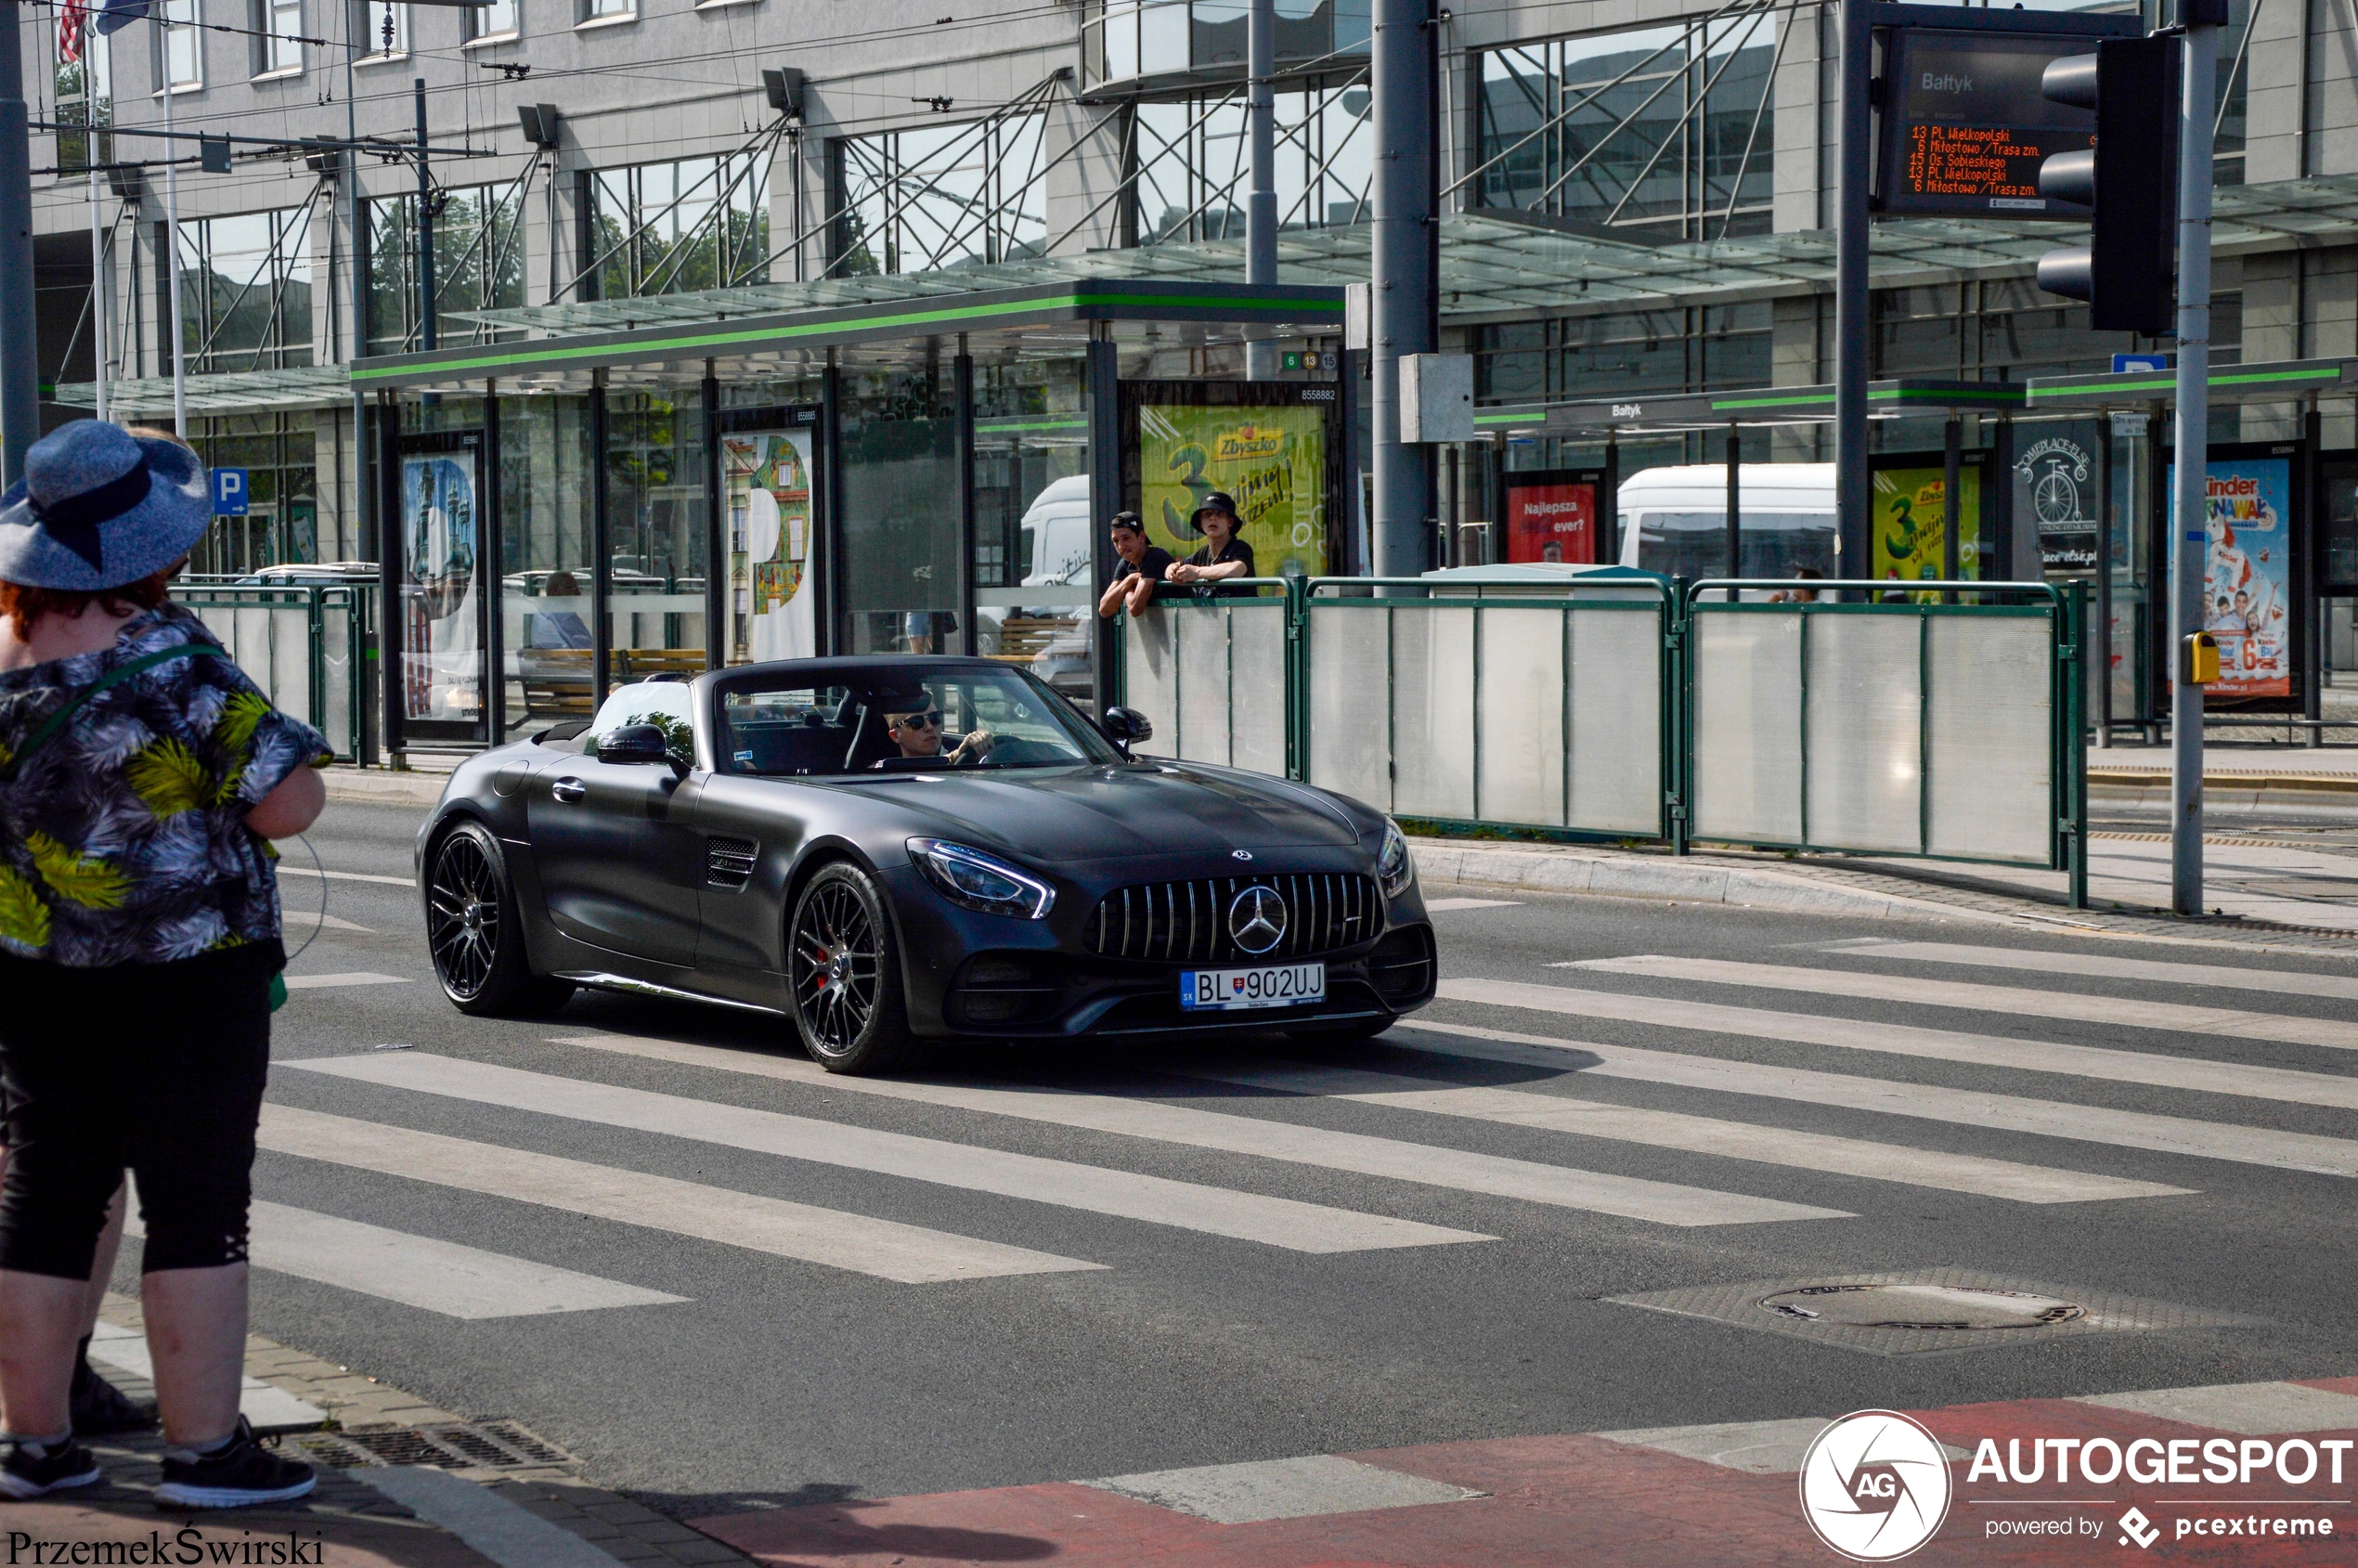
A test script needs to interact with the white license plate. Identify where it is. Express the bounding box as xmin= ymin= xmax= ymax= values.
xmin=1180 ymin=963 xmax=1326 ymax=1011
